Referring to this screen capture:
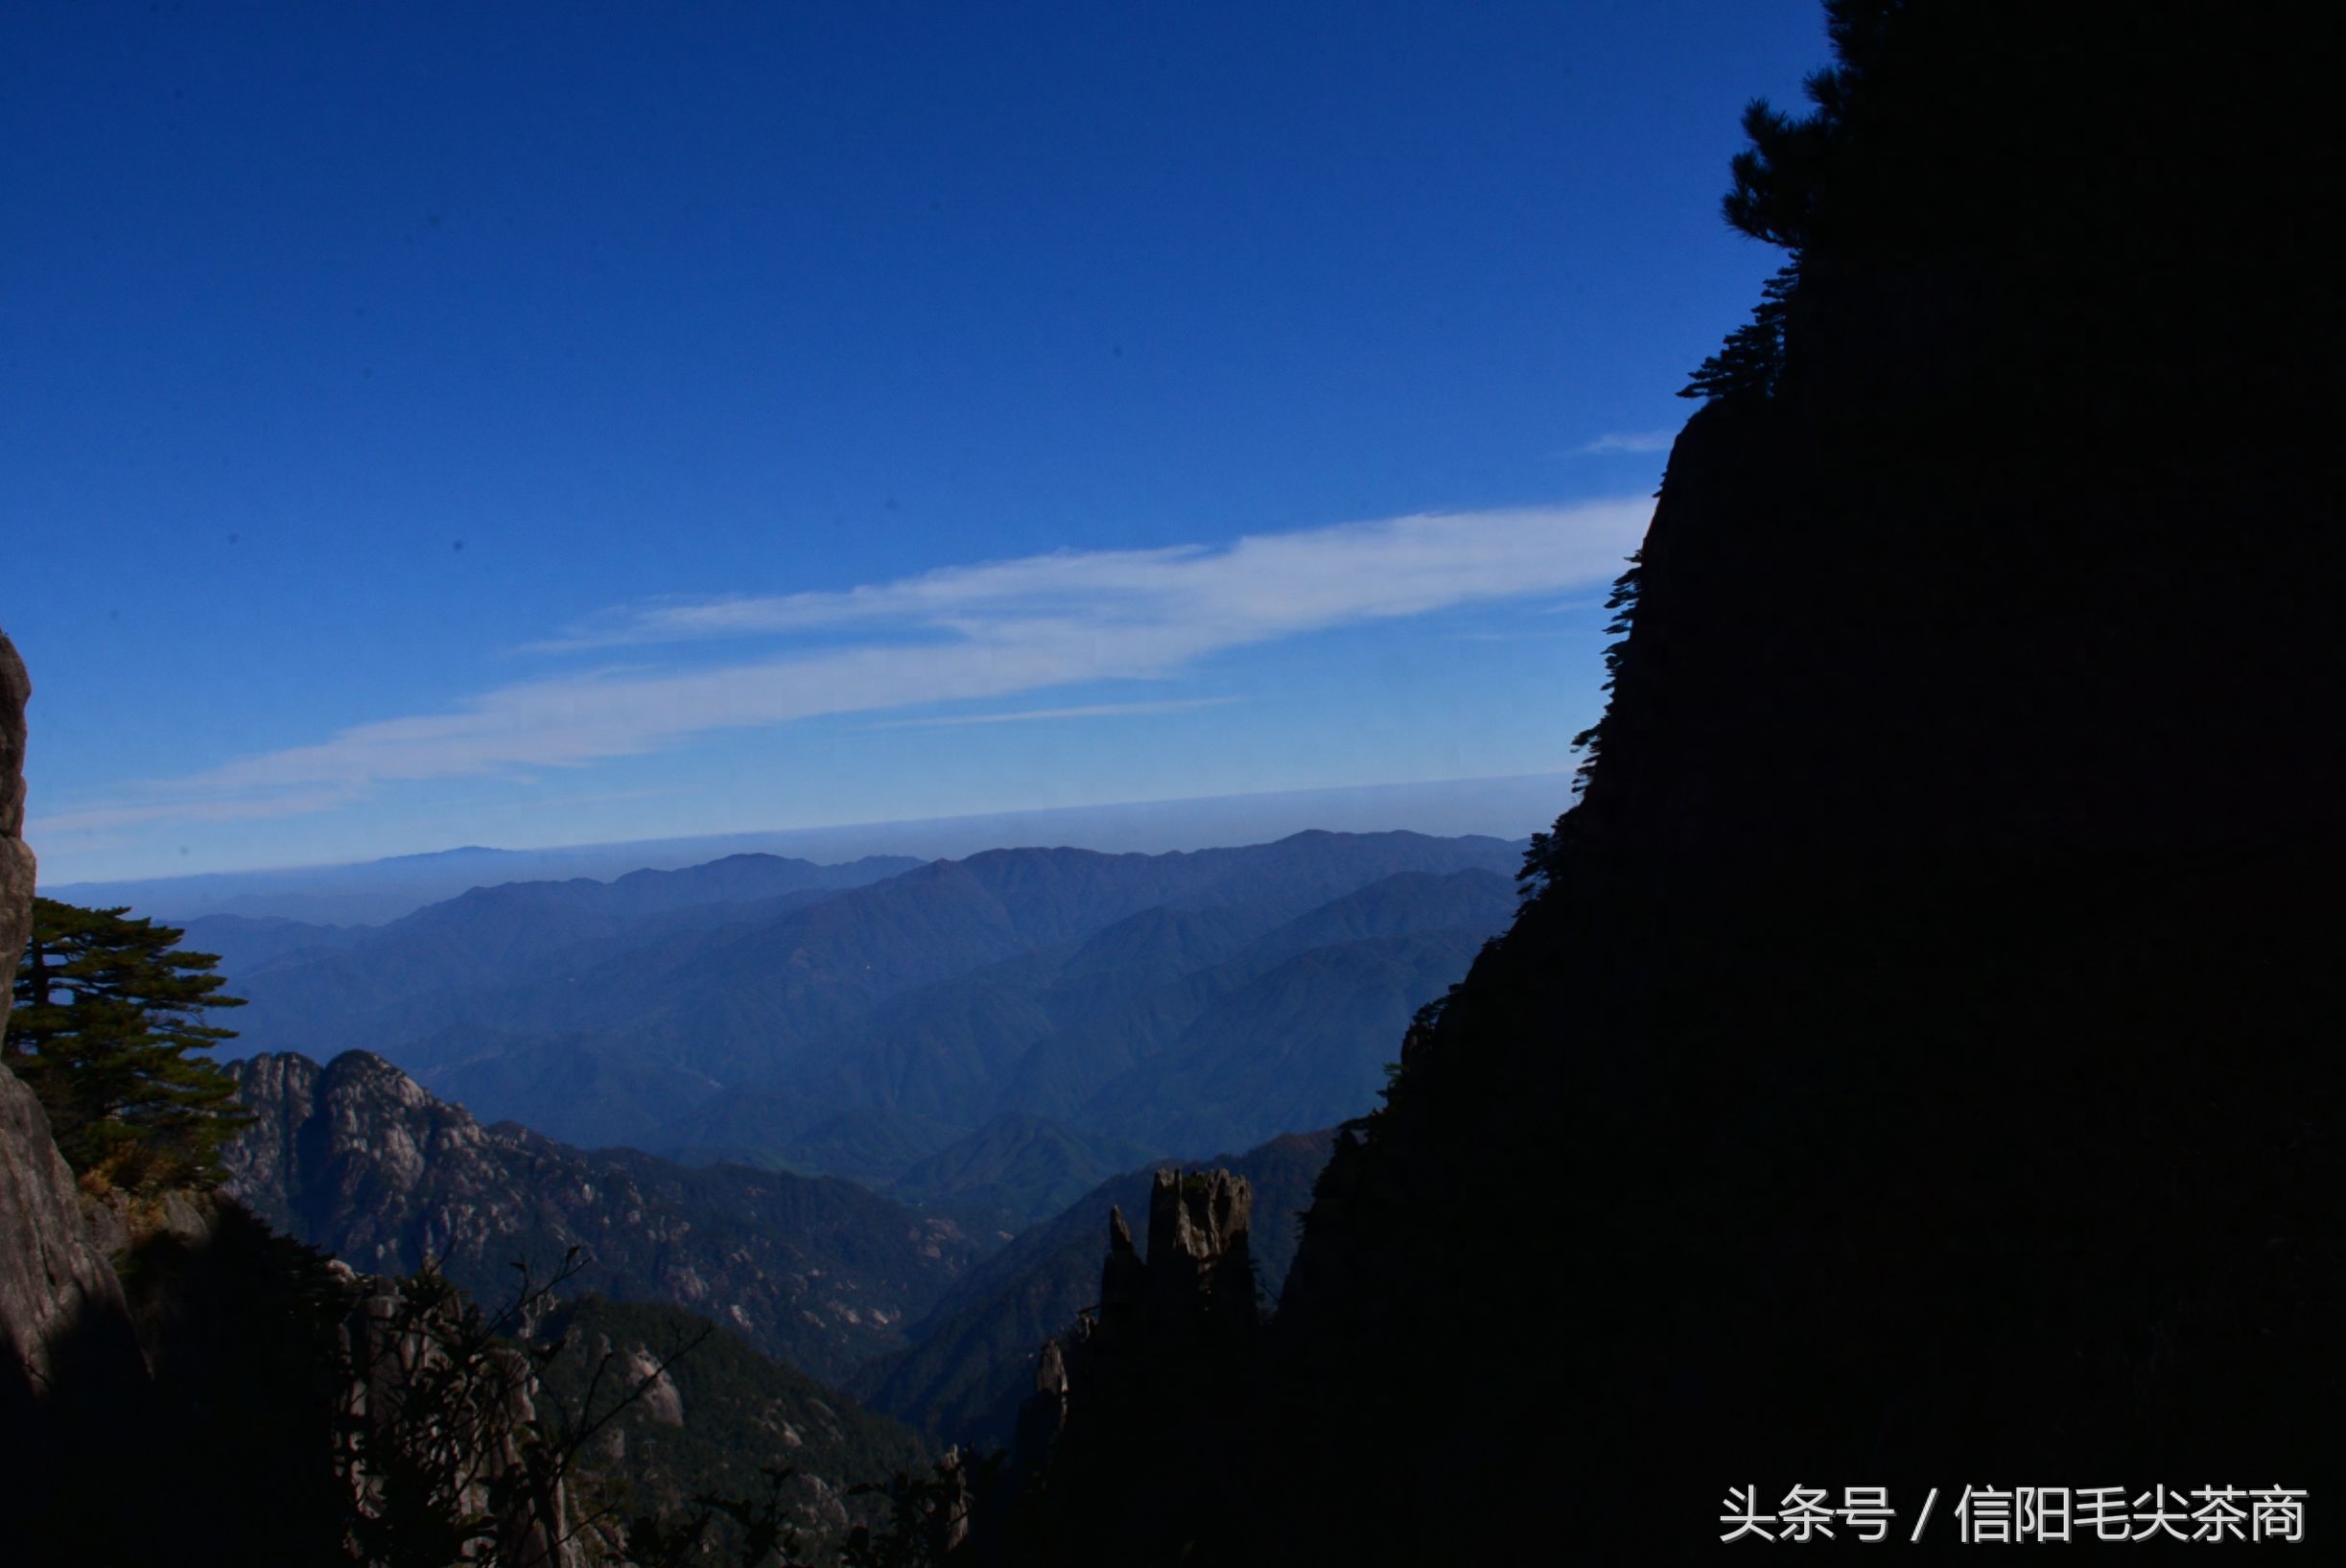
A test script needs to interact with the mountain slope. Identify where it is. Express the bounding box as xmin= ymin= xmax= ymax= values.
xmin=206 ymin=836 xmax=1523 ymax=1166
xmin=223 ymin=1050 xmax=983 ymax=1386
xmin=176 ymin=913 xmax=366 ymax=975
xmin=1075 ymin=929 xmax=1492 ymax=1154
xmin=886 ymin=1112 xmax=1164 ymax=1233
xmin=218 ymin=854 xmax=918 ymax=1062
xmin=850 ymin=1128 xmax=1334 ymax=1450
xmin=792 ymin=866 xmax=1518 ymax=1154
xmin=665 ymin=1101 xmax=959 ymax=1182
xmin=538 ymin=1296 xmax=924 ymax=1552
